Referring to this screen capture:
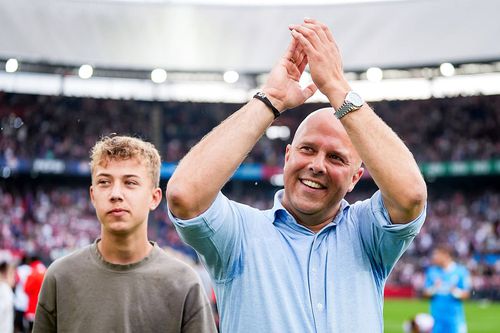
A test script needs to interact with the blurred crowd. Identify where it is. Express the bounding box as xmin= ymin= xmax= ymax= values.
xmin=386 ymin=187 xmax=500 ymax=299
xmin=1 ymin=92 xmax=499 ymax=166
xmin=1 ymin=180 xmax=498 ymax=300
